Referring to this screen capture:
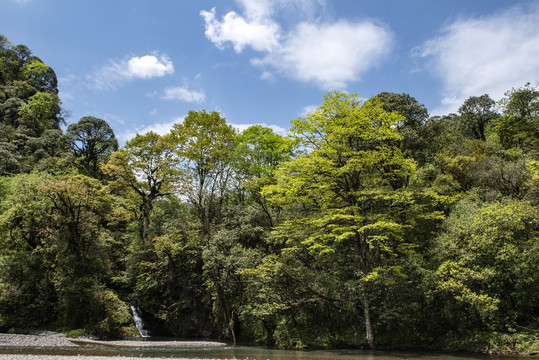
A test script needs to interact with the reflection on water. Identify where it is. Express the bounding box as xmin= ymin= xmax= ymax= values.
xmin=0 ymin=340 xmax=511 ymax=360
